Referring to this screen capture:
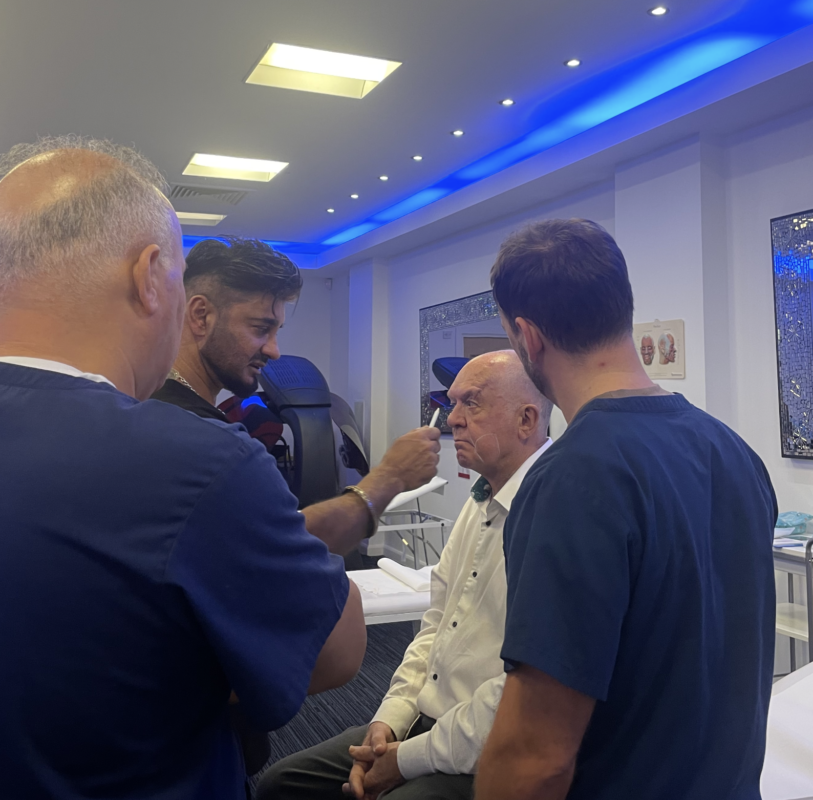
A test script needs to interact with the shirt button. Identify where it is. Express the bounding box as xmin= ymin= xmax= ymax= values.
xmin=485 ymin=520 xmax=492 ymax=527
xmin=432 ymin=674 xmax=438 ymax=681
xmin=472 ymin=571 xmax=478 ymax=578
xmin=452 ymin=621 xmax=458 ymax=628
